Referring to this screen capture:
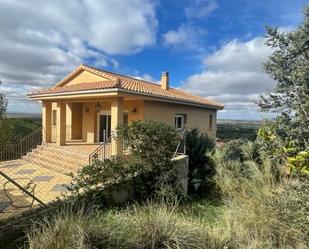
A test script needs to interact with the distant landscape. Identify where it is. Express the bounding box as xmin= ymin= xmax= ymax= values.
xmin=217 ymin=119 xmax=262 ymax=141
